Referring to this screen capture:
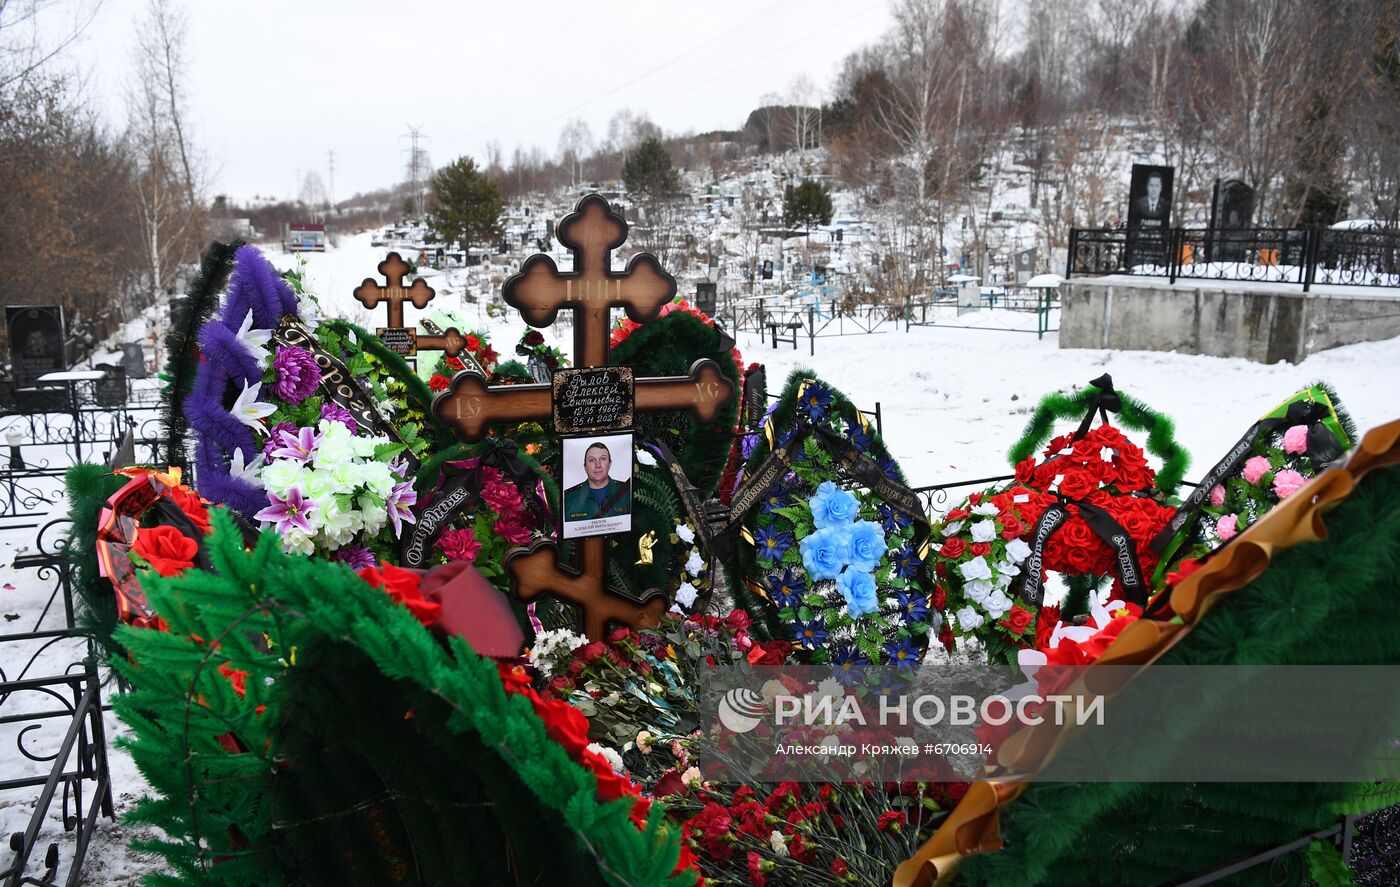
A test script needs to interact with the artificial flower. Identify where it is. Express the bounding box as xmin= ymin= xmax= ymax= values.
xmin=271 ymin=345 xmax=321 ymax=404
xmin=132 ymin=525 xmax=198 ymax=577
xmin=231 ymin=380 xmax=277 ymax=432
